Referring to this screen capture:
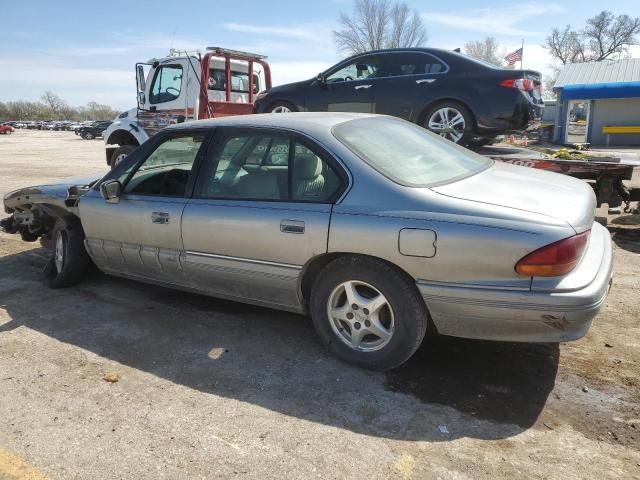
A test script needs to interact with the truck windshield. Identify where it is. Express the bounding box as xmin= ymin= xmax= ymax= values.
xmin=332 ymin=117 xmax=491 ymax=187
